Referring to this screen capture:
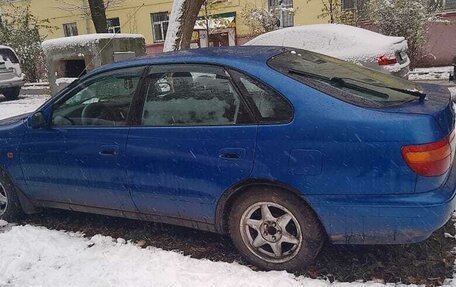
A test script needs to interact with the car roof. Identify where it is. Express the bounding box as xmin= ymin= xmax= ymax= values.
xmin=89 ymin=46 xmax=287 ymax=77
